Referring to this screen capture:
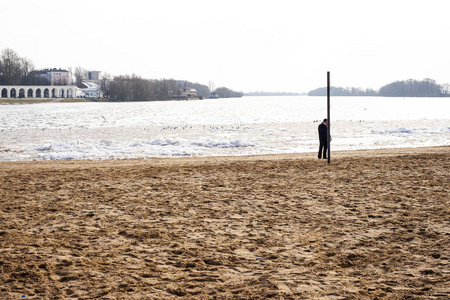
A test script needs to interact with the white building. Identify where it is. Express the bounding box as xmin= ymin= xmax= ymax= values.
xmin=77 ymin=81 xmax=100 ymax=98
